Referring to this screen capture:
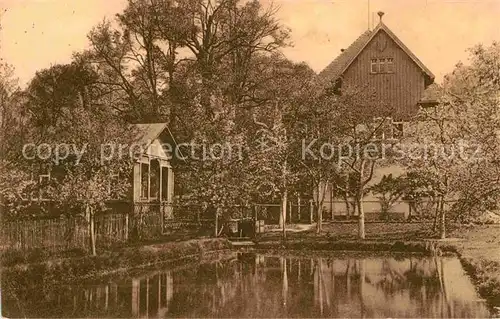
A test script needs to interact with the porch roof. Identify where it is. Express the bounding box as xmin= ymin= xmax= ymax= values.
xmin=131 ymin=122 xmax=170 ymax=149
